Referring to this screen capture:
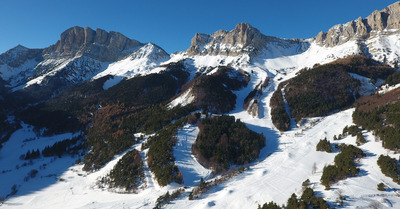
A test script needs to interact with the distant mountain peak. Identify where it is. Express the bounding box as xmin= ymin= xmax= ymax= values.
xmin=186 ymin=22 xmax=266 ymax=56
xmin=187 ymin=22 xmax=308 ymax=58
xmin=233 ymin=22 xmax=259 ymax=33
xmin=0 ymin=44 xmax=42 ymax=68
xmin=43 ymin=26 xmax=144 ymax=62
xmin=130 ymin=42 xmax=169 ymax=60
xmin=10 ymin=44 xmax=28 ymax=51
